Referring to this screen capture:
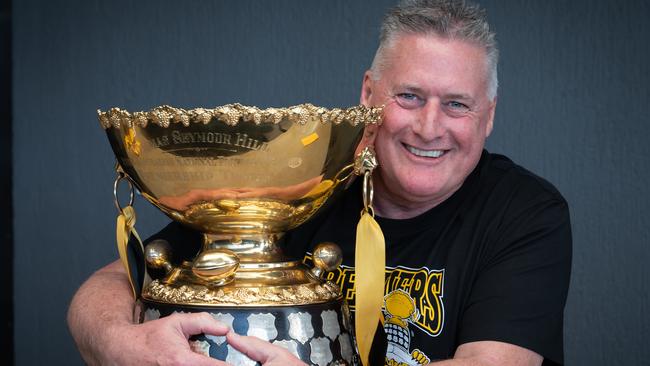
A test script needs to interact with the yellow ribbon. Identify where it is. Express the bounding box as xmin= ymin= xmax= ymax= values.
xmin=355 ymin=209 xmax=386 ymax=366
xmin=116 ymin=205 xmax=143 ymax=299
